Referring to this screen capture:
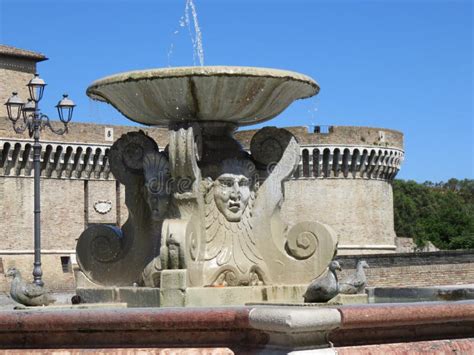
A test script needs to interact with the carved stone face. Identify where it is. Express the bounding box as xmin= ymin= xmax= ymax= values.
xmin=145 ymin=177 xmax=170 ymax=220
xmin=214 ymin=173 xmax=251 ymax=222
